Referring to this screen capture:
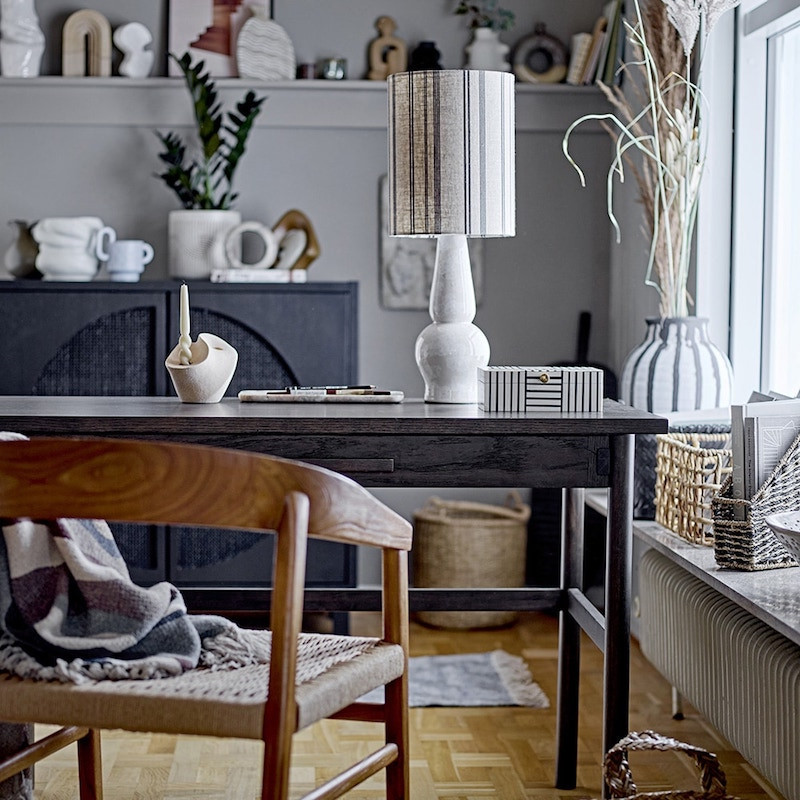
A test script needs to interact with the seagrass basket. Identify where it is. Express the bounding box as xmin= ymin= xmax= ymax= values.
xmin=603 ymin=730 xmax=740 ymax=800
xmin=412 ymin=492 xmax=530 ymax=629
xmin=654 ymin=432 xmax=732 ymax=545
xmin=712 ymin=430 xmax=800 ymax=570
